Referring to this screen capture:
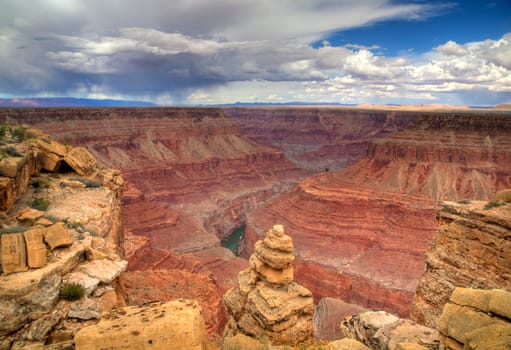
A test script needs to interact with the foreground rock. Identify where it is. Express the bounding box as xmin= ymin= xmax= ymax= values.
xmin=75 ymin=299 xmax=207 ymax=350
xmin=223 ymin=224 xmax=314 ymax=345
xmin=411 ymin=200 xmax=511 ymax=327
xmin=0 ymin=130 xmax=126 ymax=348
xmin=341 ymin=311 xmax=440 ymax=350
xmin=438 ymin=288 xmax=511 ymax=349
